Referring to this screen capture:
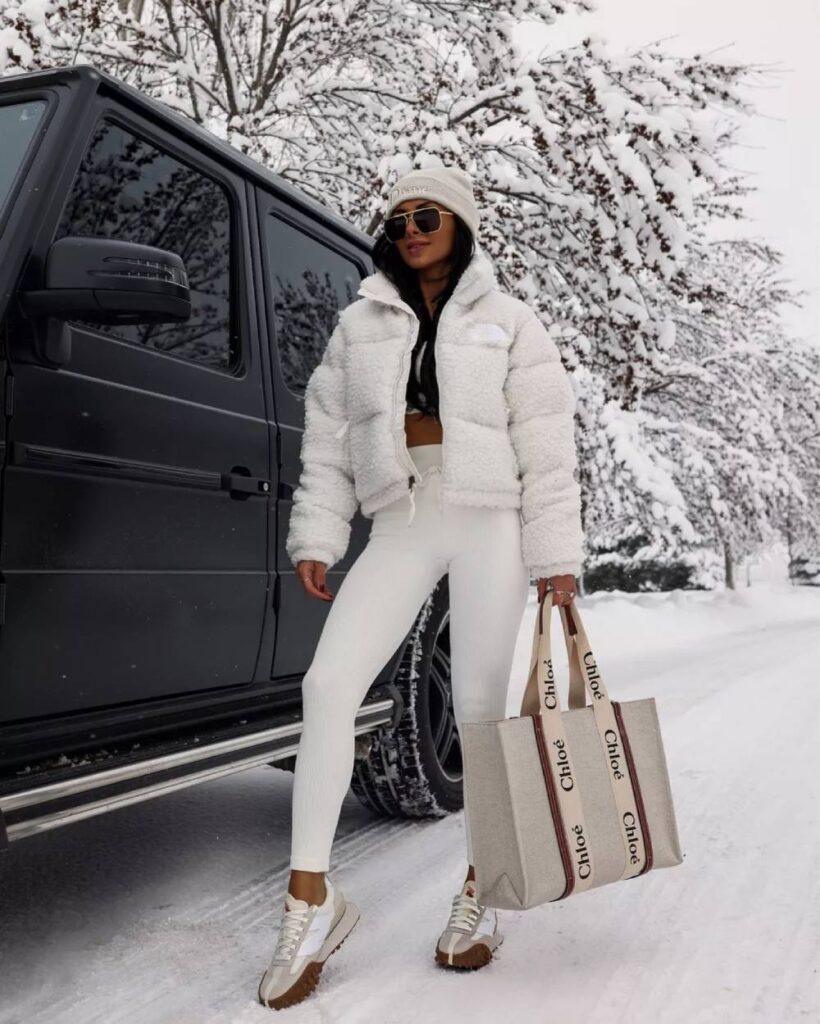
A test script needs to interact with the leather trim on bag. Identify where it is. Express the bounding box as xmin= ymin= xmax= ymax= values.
xmin=531 ymin=713 xmax=575 ymax=899
xmin=611 ymin=700 xmax=654 ymax=875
